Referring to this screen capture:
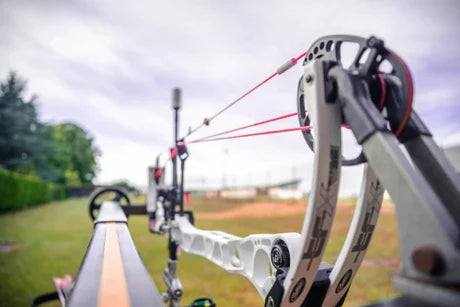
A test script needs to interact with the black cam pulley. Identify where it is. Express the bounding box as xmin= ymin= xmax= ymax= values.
xmin=297 ymin=35 xmax=413 ymax=165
